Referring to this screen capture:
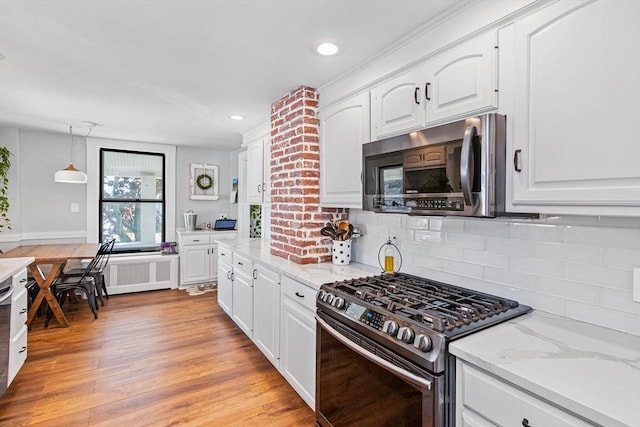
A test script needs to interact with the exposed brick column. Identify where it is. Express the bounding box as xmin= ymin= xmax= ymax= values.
xmin=270 ymin=86 xmax=347 ymax=264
